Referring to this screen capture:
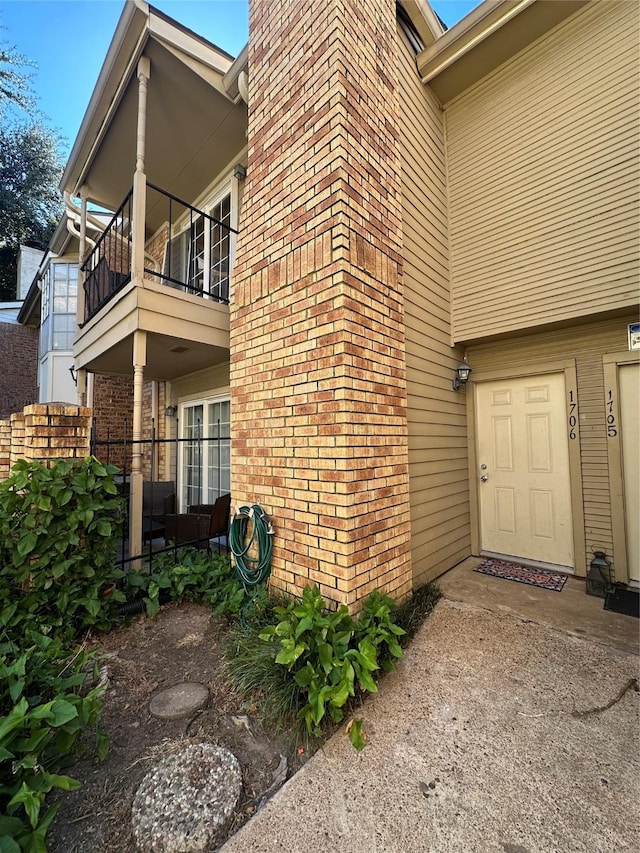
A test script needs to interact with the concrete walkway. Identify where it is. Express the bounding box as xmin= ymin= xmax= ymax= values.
xmin=222 ymin=562 xmax=640 ymax=853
